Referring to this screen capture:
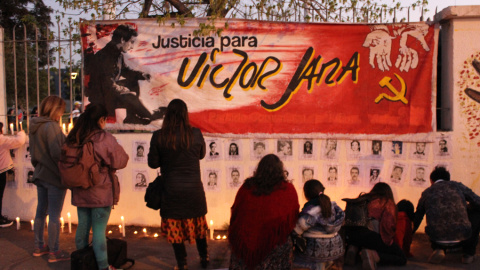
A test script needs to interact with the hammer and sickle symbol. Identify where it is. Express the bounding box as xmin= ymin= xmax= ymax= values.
xmin=375 ymin=73 xmax=408 ymax=104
